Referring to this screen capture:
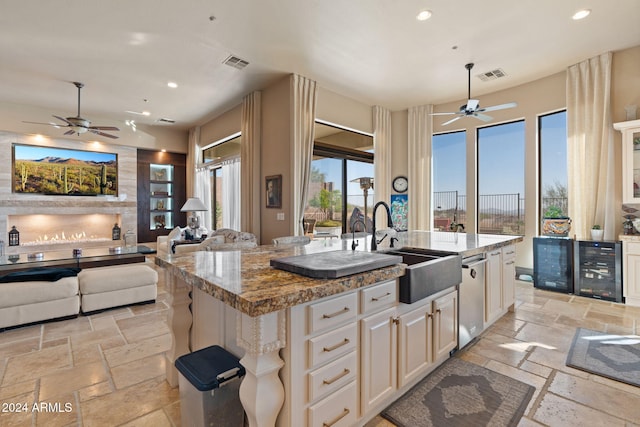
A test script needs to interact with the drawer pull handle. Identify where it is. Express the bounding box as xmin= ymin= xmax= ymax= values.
xmin=506 ymin=260 xmax=515 ymax=265
xmin=436 ymin=309 xmax=441 ymax=314
xmin=323 ymin=368 xmax=350 ymax=385
xmin=491 ymin=251 xmax=500 ymax=256
xmin=506 ymin=250 xmax=515 ymax=255
xmin=371 ymin=292 xmax=391 ymax=302
xmin=323 ymin=408 xmax=350 ymax=427
xmin=322 ymin=307 xmax=350 ymax=319
xmin=323 ymin=338 xmax=350 ymax=352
